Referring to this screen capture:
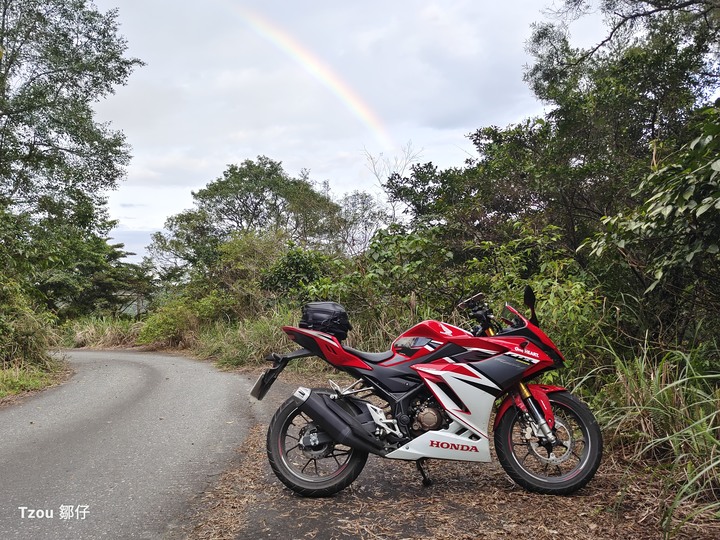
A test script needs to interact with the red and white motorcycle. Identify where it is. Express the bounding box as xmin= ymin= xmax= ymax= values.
xmin=251 ymin=287 xmax=602 ymax=497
